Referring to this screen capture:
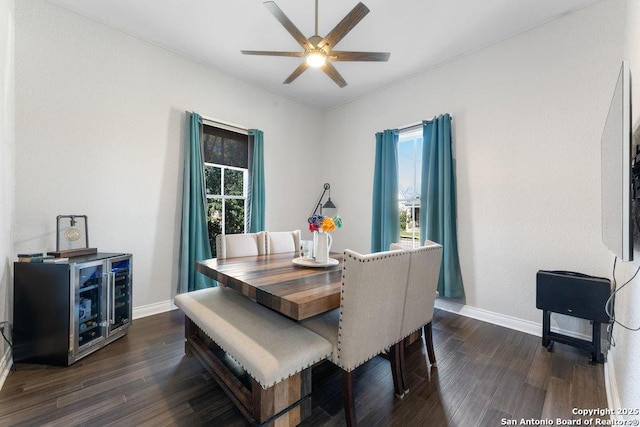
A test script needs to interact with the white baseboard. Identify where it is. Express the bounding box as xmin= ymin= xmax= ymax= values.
xmin=435 ymin=299 xmax=541 ymax=337
xmin=435 ymin=299 xmax=619 ymax=420
xmin=434 ymin=299 xmax=593 ymax=343
xmin=605 ymin=352 xmax=622 ymax=422
xmin=0 ymin=298 xmax=610 ymax=395
xmin=0 ymin=345 xmax=12 ymax=391
xmin=132 ymin=300 xmax=176 ymax=320
xmin=140 ymin=299 xmax=562 ymax=352
xmin=141 ymin=296 xmax=587 ymax=340
xmin=0 ymin=301 xmax=175 ymax=392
